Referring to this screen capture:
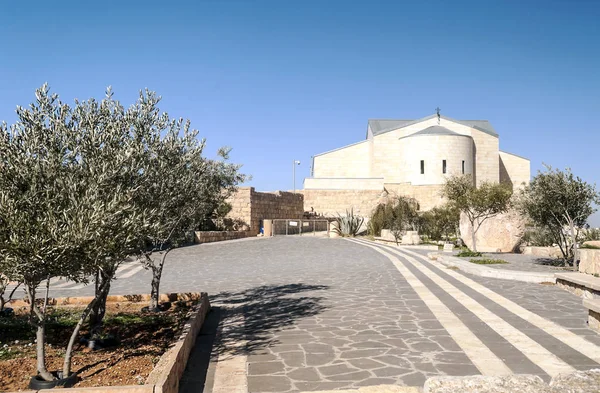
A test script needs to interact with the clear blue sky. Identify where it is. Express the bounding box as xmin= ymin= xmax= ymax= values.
xmin=1 ymin=0 xmax=599 ymax=225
